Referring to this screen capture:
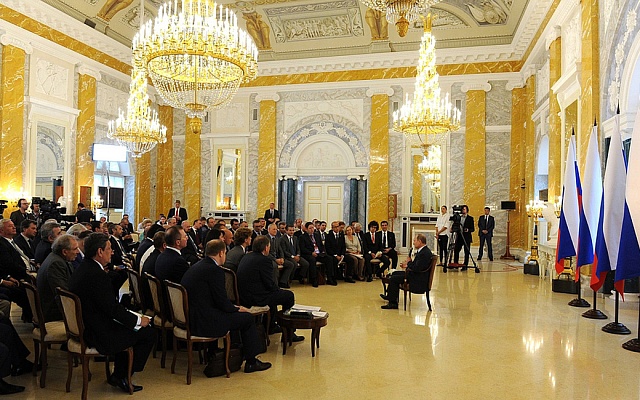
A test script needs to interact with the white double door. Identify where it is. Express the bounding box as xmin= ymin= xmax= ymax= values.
xmin=304 ymin=182 xmax=343 ymax=223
